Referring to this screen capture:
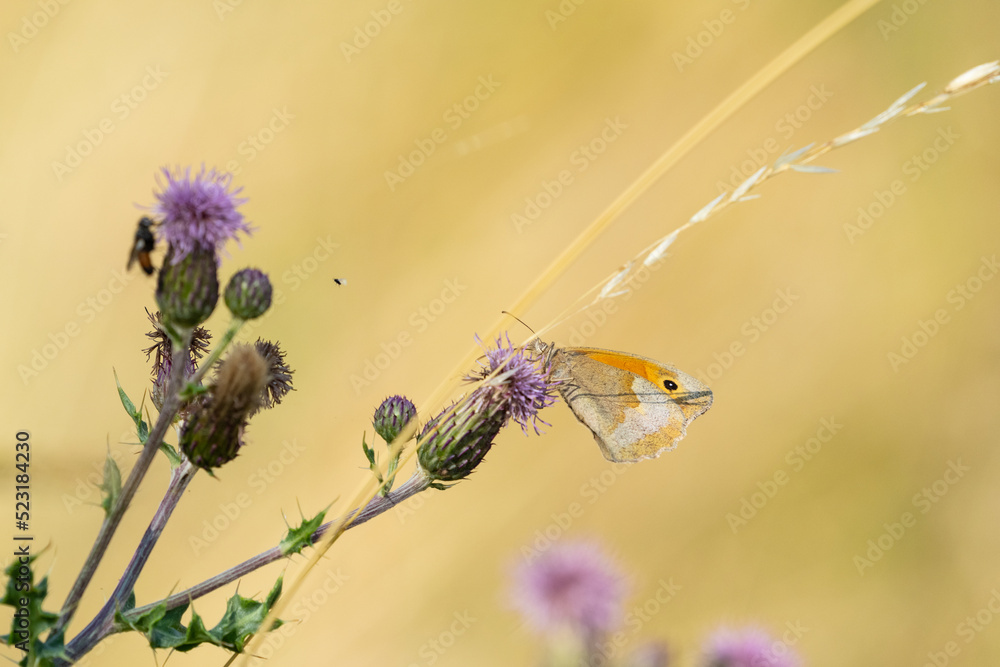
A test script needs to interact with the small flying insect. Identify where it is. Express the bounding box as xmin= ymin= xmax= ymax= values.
xmin=334 ymin=278 xmax=346 ymax=286
xmin=127 ymin=216 xmax=157 ymax=275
